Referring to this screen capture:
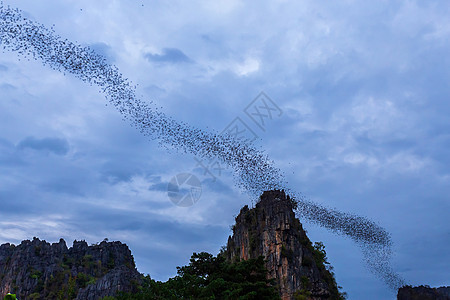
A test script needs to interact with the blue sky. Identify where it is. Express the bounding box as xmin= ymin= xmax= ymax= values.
xmin=1 ymin=1 xmax=449 ymax=299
